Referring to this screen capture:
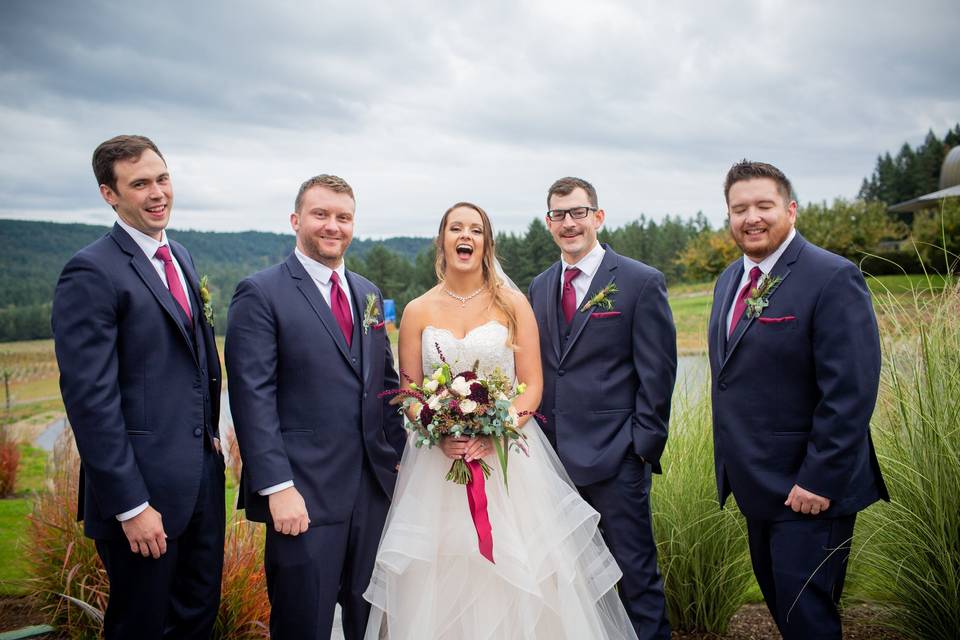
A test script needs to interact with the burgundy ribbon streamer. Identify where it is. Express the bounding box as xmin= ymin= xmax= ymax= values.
xmin=465 ymin=460 xmax=495 ymax=564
